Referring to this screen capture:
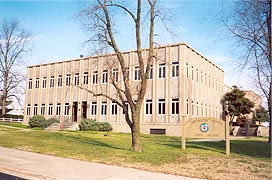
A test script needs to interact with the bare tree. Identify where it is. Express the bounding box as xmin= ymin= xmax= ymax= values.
xmin=78 ymin=0 xmax=159 ymax=152
xmin=221 ymin=0 xmax=271 ymax=143
xmin=0 ymin=18 xmax=32 ymax=115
